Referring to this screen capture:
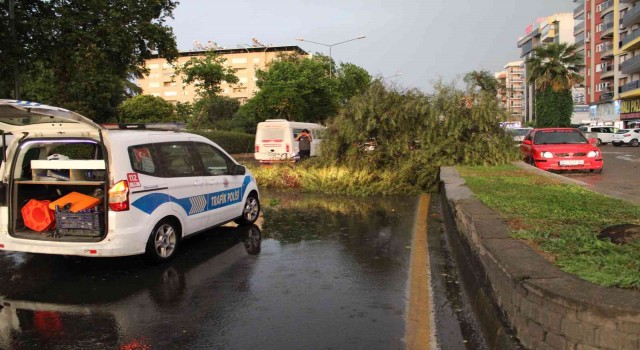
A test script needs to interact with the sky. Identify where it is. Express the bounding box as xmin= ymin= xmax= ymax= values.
xmin=167 ymin=0 xmax=575 ymax=93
